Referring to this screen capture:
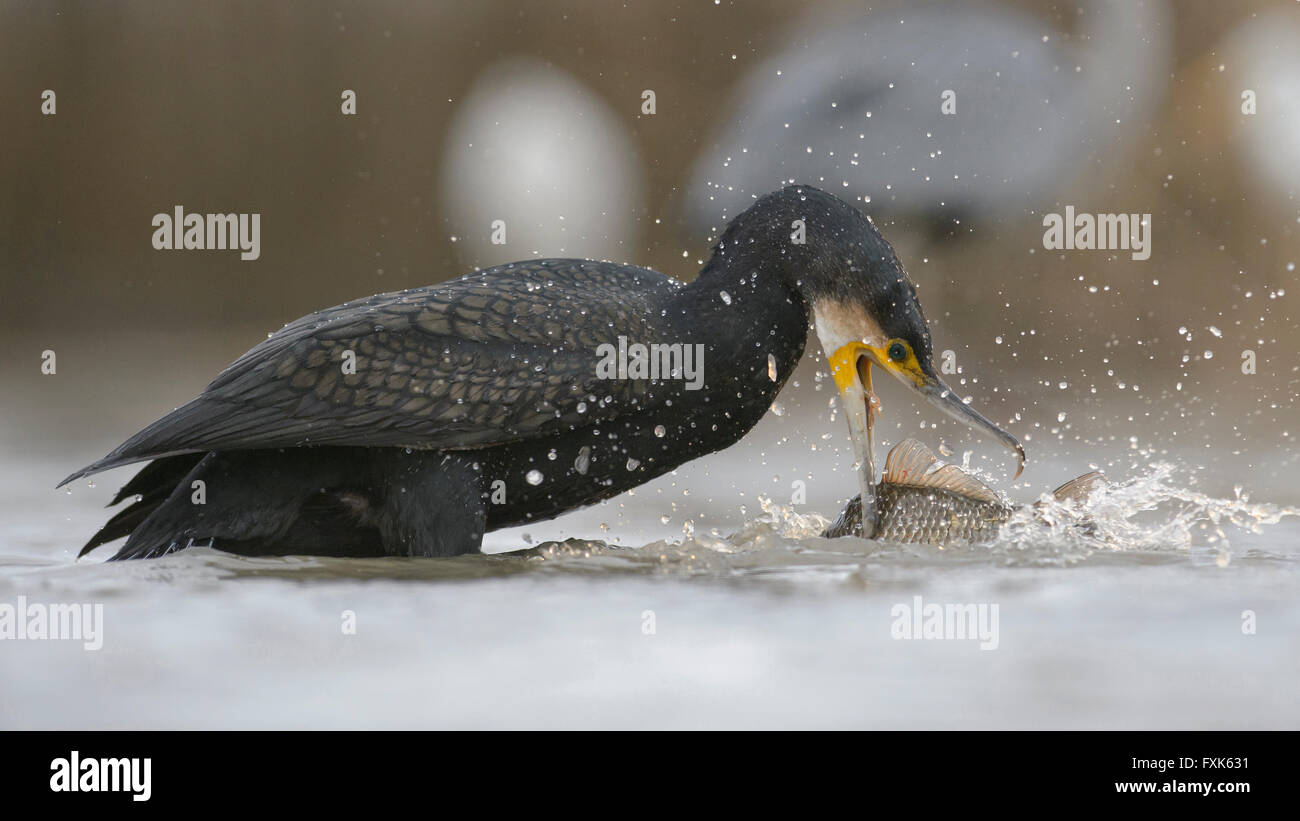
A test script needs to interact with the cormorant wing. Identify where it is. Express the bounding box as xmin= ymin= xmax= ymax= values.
xmin=60 ymin=260 xmax=682 ymax=485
